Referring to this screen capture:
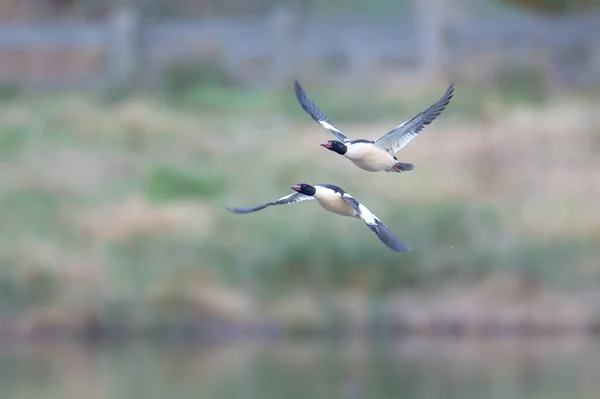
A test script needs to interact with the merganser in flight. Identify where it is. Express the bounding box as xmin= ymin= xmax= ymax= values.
xmin=226 ymin=183 xmax=409 ymax=252
xmin=294 ymin=80 xmax=454 ymax=173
